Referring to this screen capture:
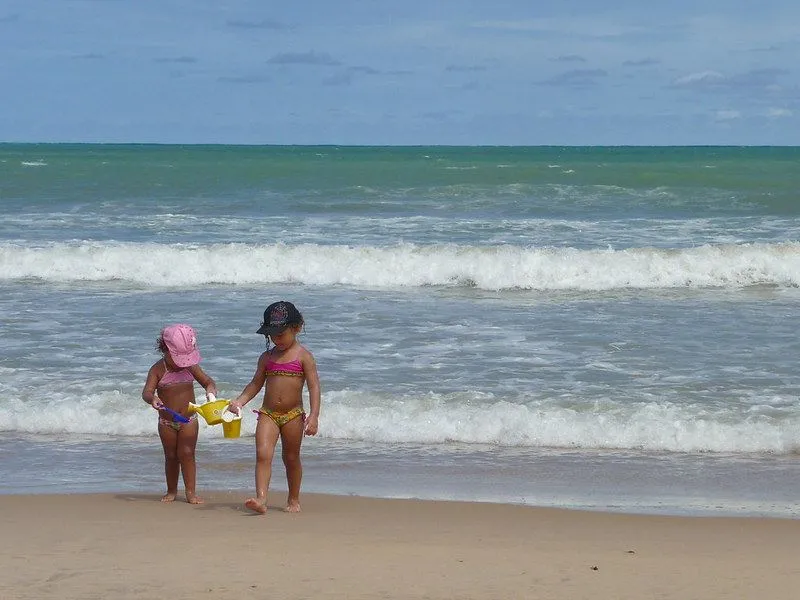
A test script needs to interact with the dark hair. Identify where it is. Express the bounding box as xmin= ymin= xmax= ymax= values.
xmin=155 ymin=336 xmax=168 ymax=354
